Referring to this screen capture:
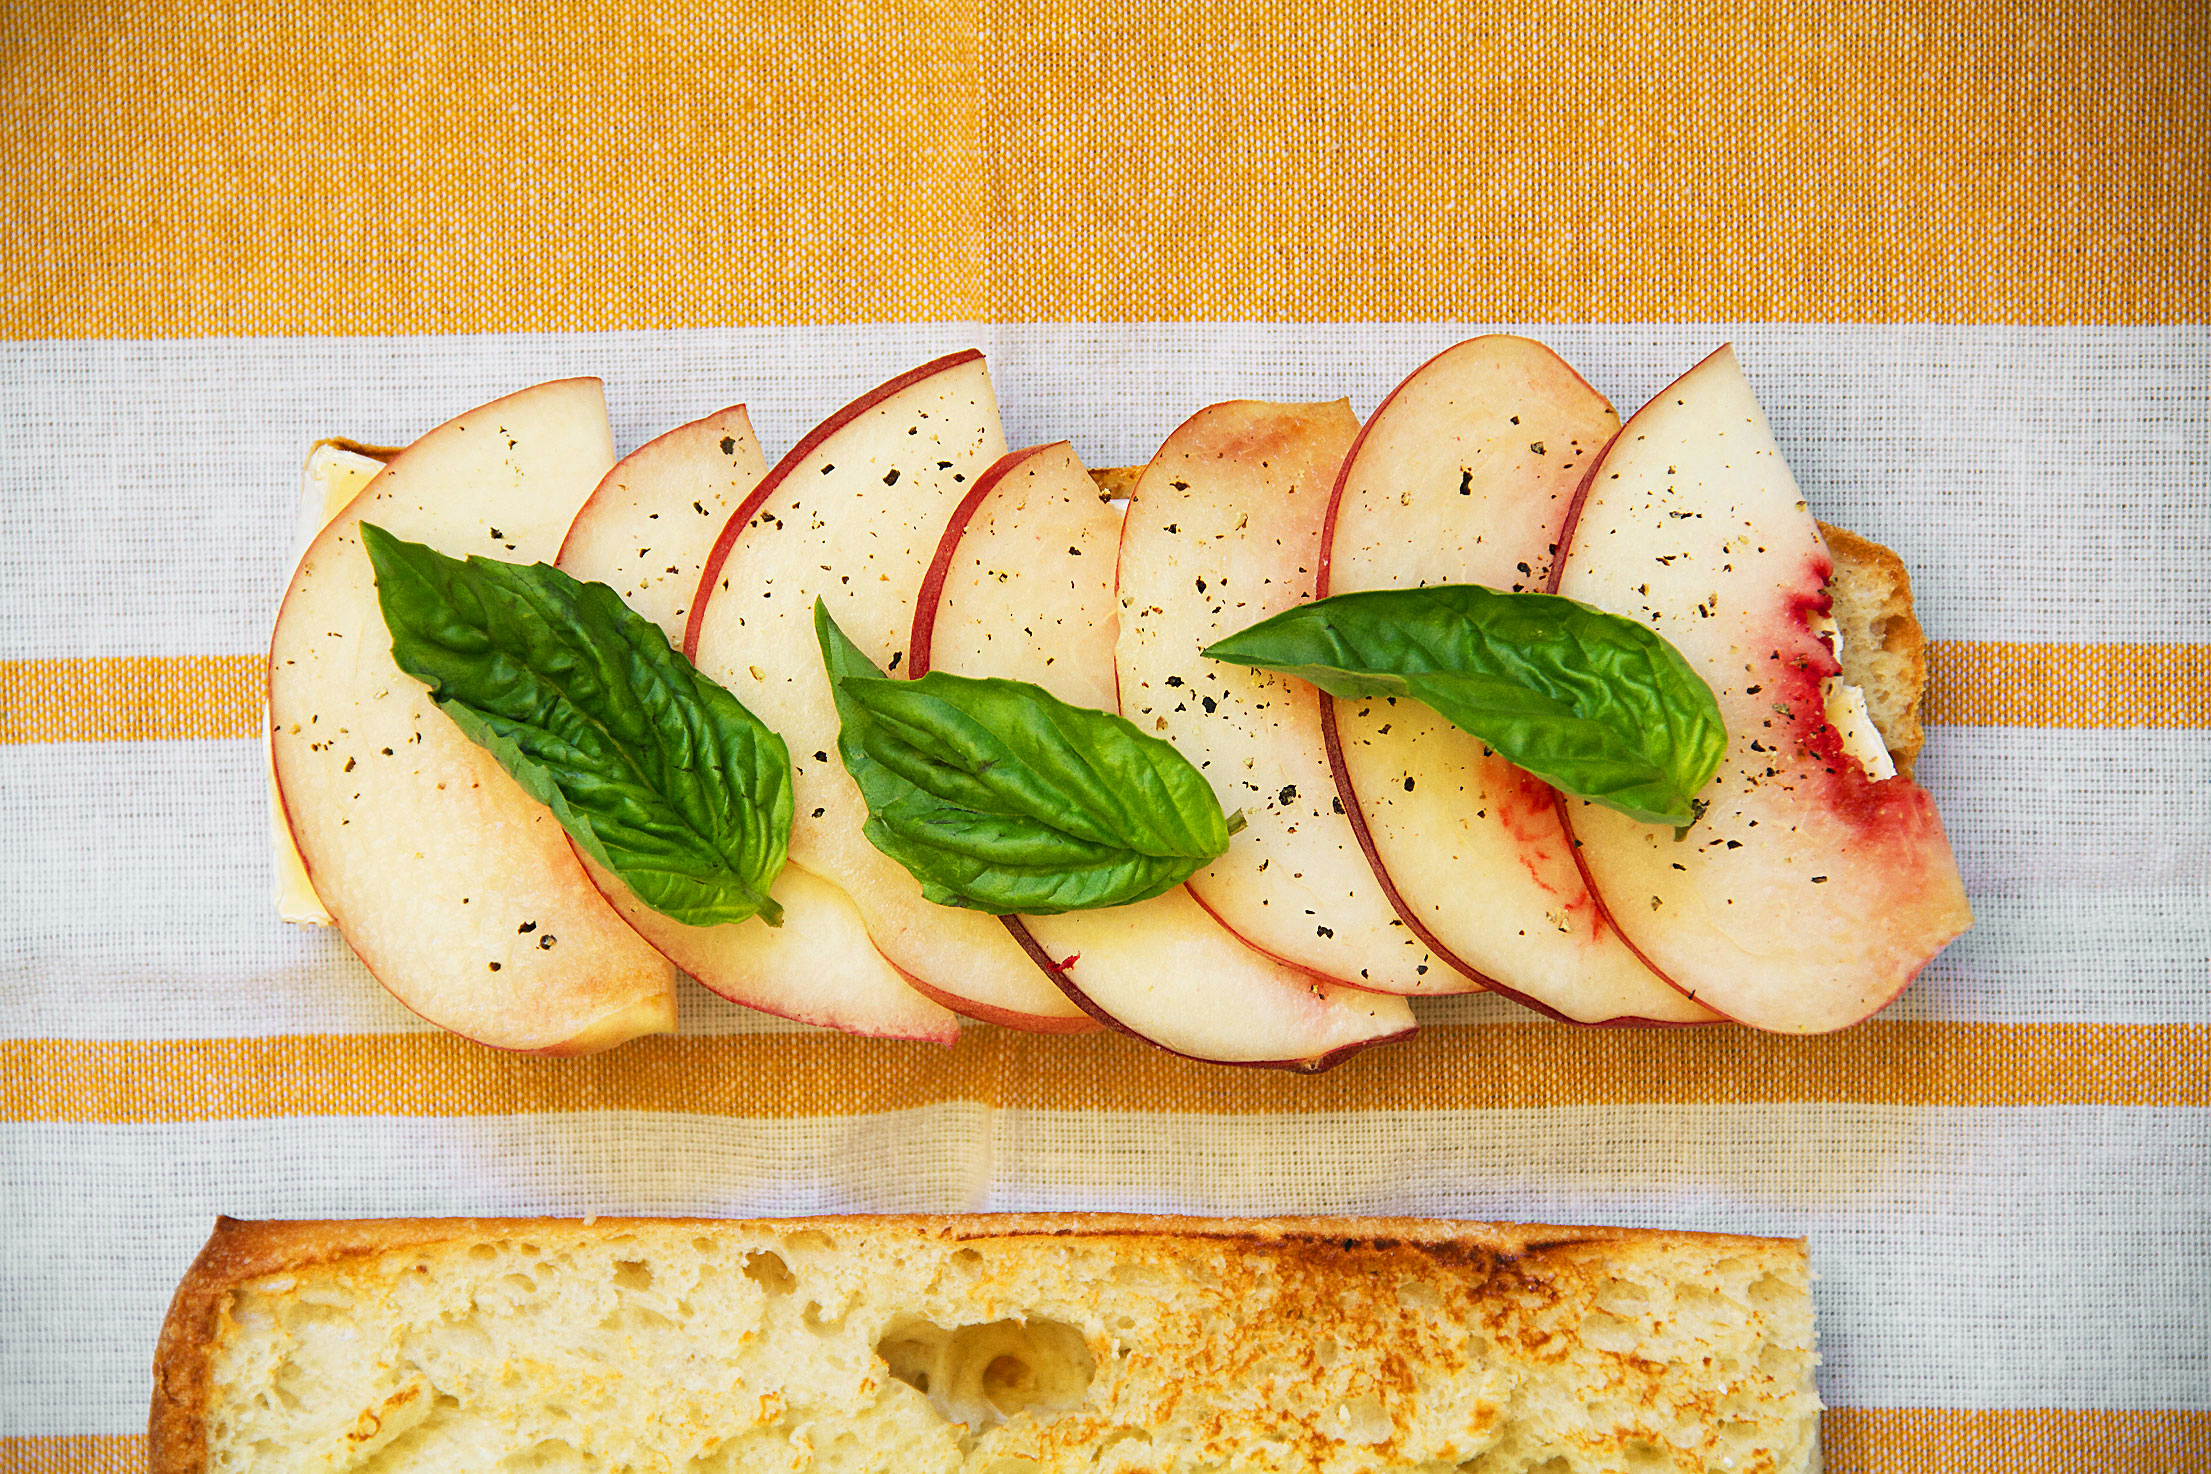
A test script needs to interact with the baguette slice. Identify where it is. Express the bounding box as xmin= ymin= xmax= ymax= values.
xmin=154 ymin=1214 xmax=1820 ymax=1474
